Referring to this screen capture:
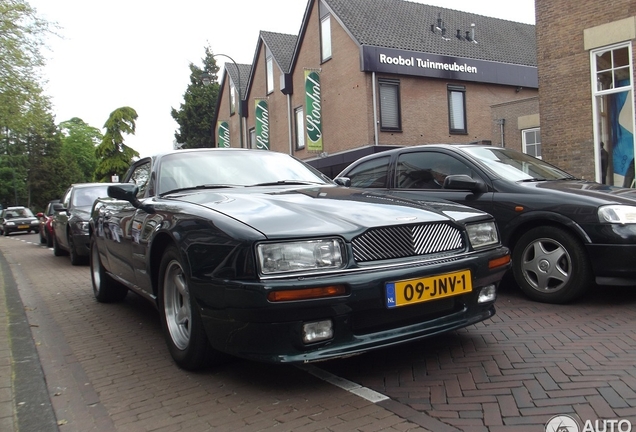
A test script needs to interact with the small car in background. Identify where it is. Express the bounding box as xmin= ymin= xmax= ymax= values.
xmin=90 ymin=148 xmax=511 ymax=370
xmin=52 ymin=183 xmax=117 ymax=265
xmin=0 ymin=206 xmax=40 ymax=236
xmin=336 ymin=143 xmax=636 ymax=304
xmin=38 ymin=199 xmax=60 ymax=247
